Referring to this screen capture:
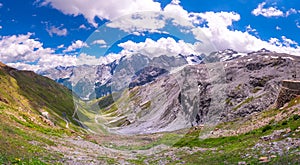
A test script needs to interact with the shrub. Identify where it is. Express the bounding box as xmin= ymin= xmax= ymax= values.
xmin=262 ymin=125 xmax=272 ymax=133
